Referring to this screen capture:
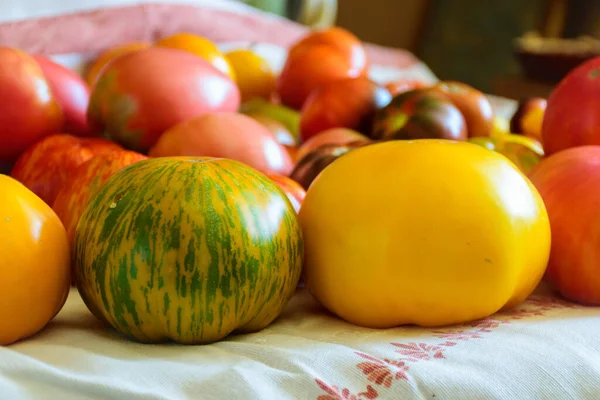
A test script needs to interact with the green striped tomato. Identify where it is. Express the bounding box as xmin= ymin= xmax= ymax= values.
xmin=74 ymin=156 xmax=303 ymax=344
